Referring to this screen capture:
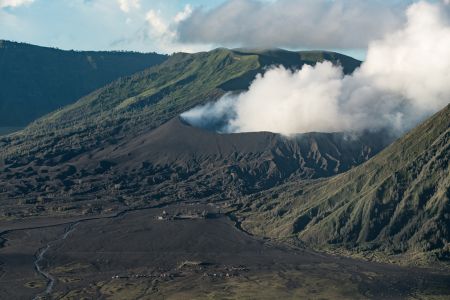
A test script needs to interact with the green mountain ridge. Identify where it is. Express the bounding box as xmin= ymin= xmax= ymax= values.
xmin=0 ymin=40 xmax=167 ymax=127
xmin=238 ymin=104 xmax=450 ymax=265
xmin=0 ymin=48 xmax=360 ymax=161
